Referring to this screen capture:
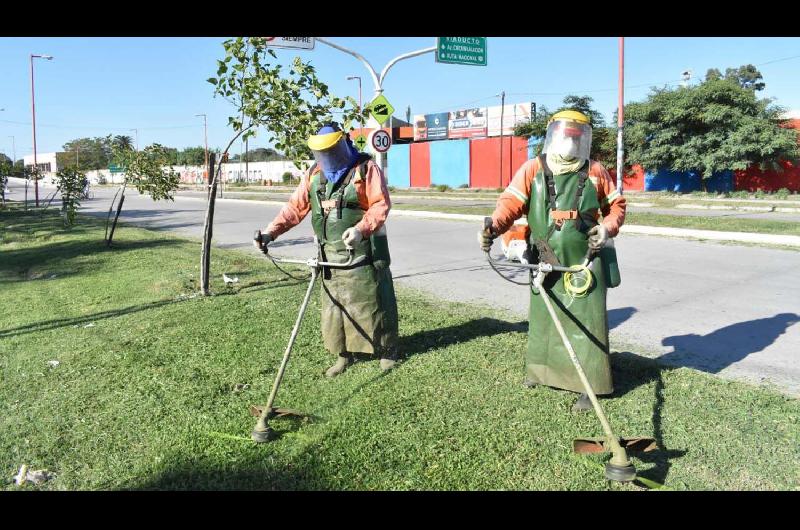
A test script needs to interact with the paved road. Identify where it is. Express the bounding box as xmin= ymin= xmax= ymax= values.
xmin=7 ymin=180 xmax=800 ymax=396
xmin=177 ymin=189 xmax=800 ymax=223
